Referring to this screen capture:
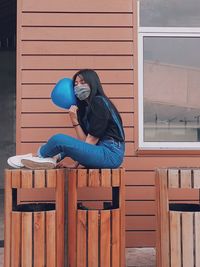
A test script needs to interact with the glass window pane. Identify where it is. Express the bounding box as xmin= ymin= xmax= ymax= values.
xmin=140 ymin=0 xmax=200 ymax=27
xmin=143 ymin=37 xmax=200 ymax=142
